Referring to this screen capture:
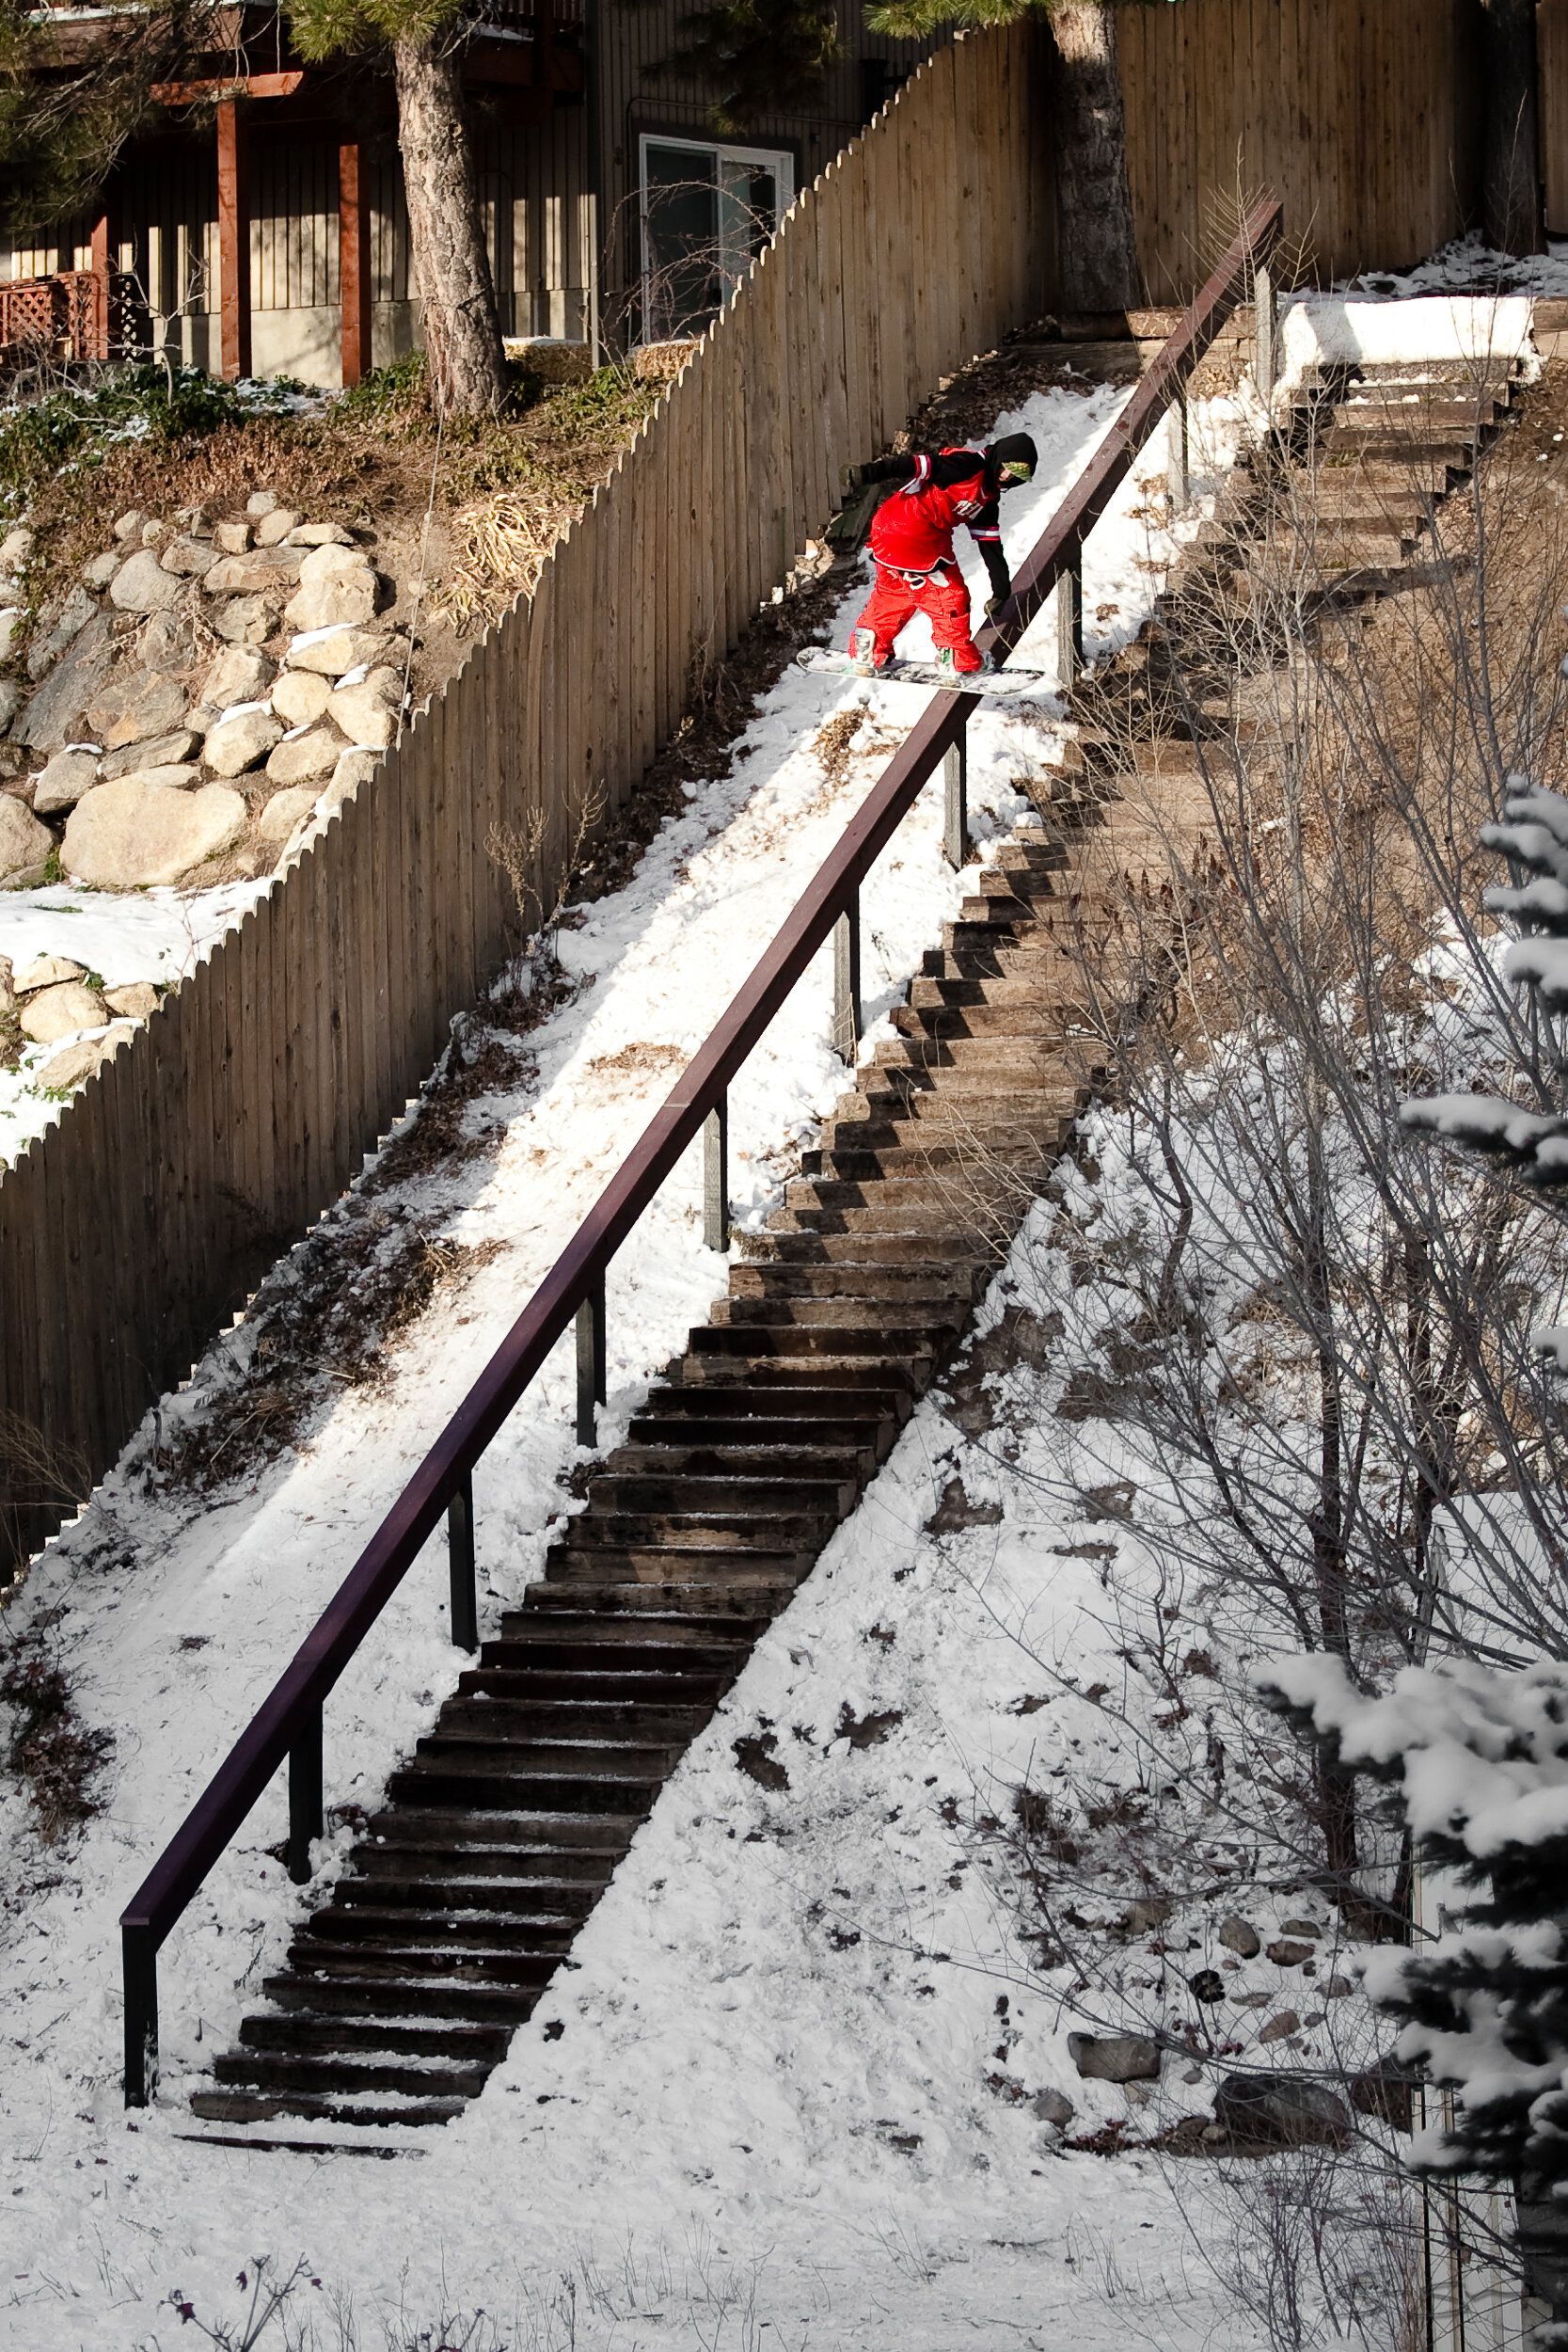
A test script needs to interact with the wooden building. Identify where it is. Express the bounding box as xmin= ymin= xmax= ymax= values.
xmin=6 ymin=0 xmax=936 ymax=388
